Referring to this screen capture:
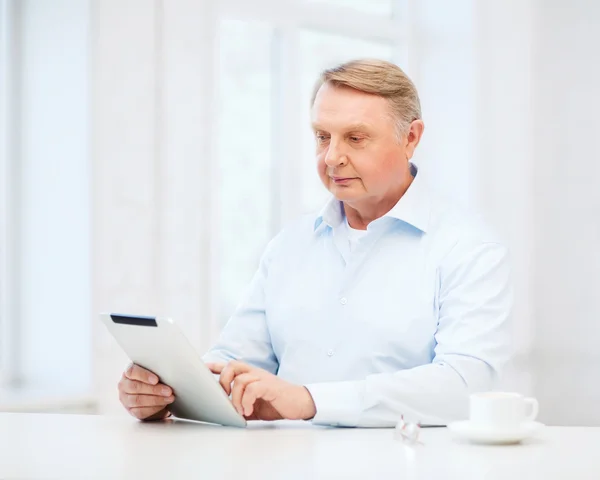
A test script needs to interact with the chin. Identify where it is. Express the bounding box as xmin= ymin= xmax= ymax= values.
xmin=329 ymin=185 xmax=360 ymax=201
